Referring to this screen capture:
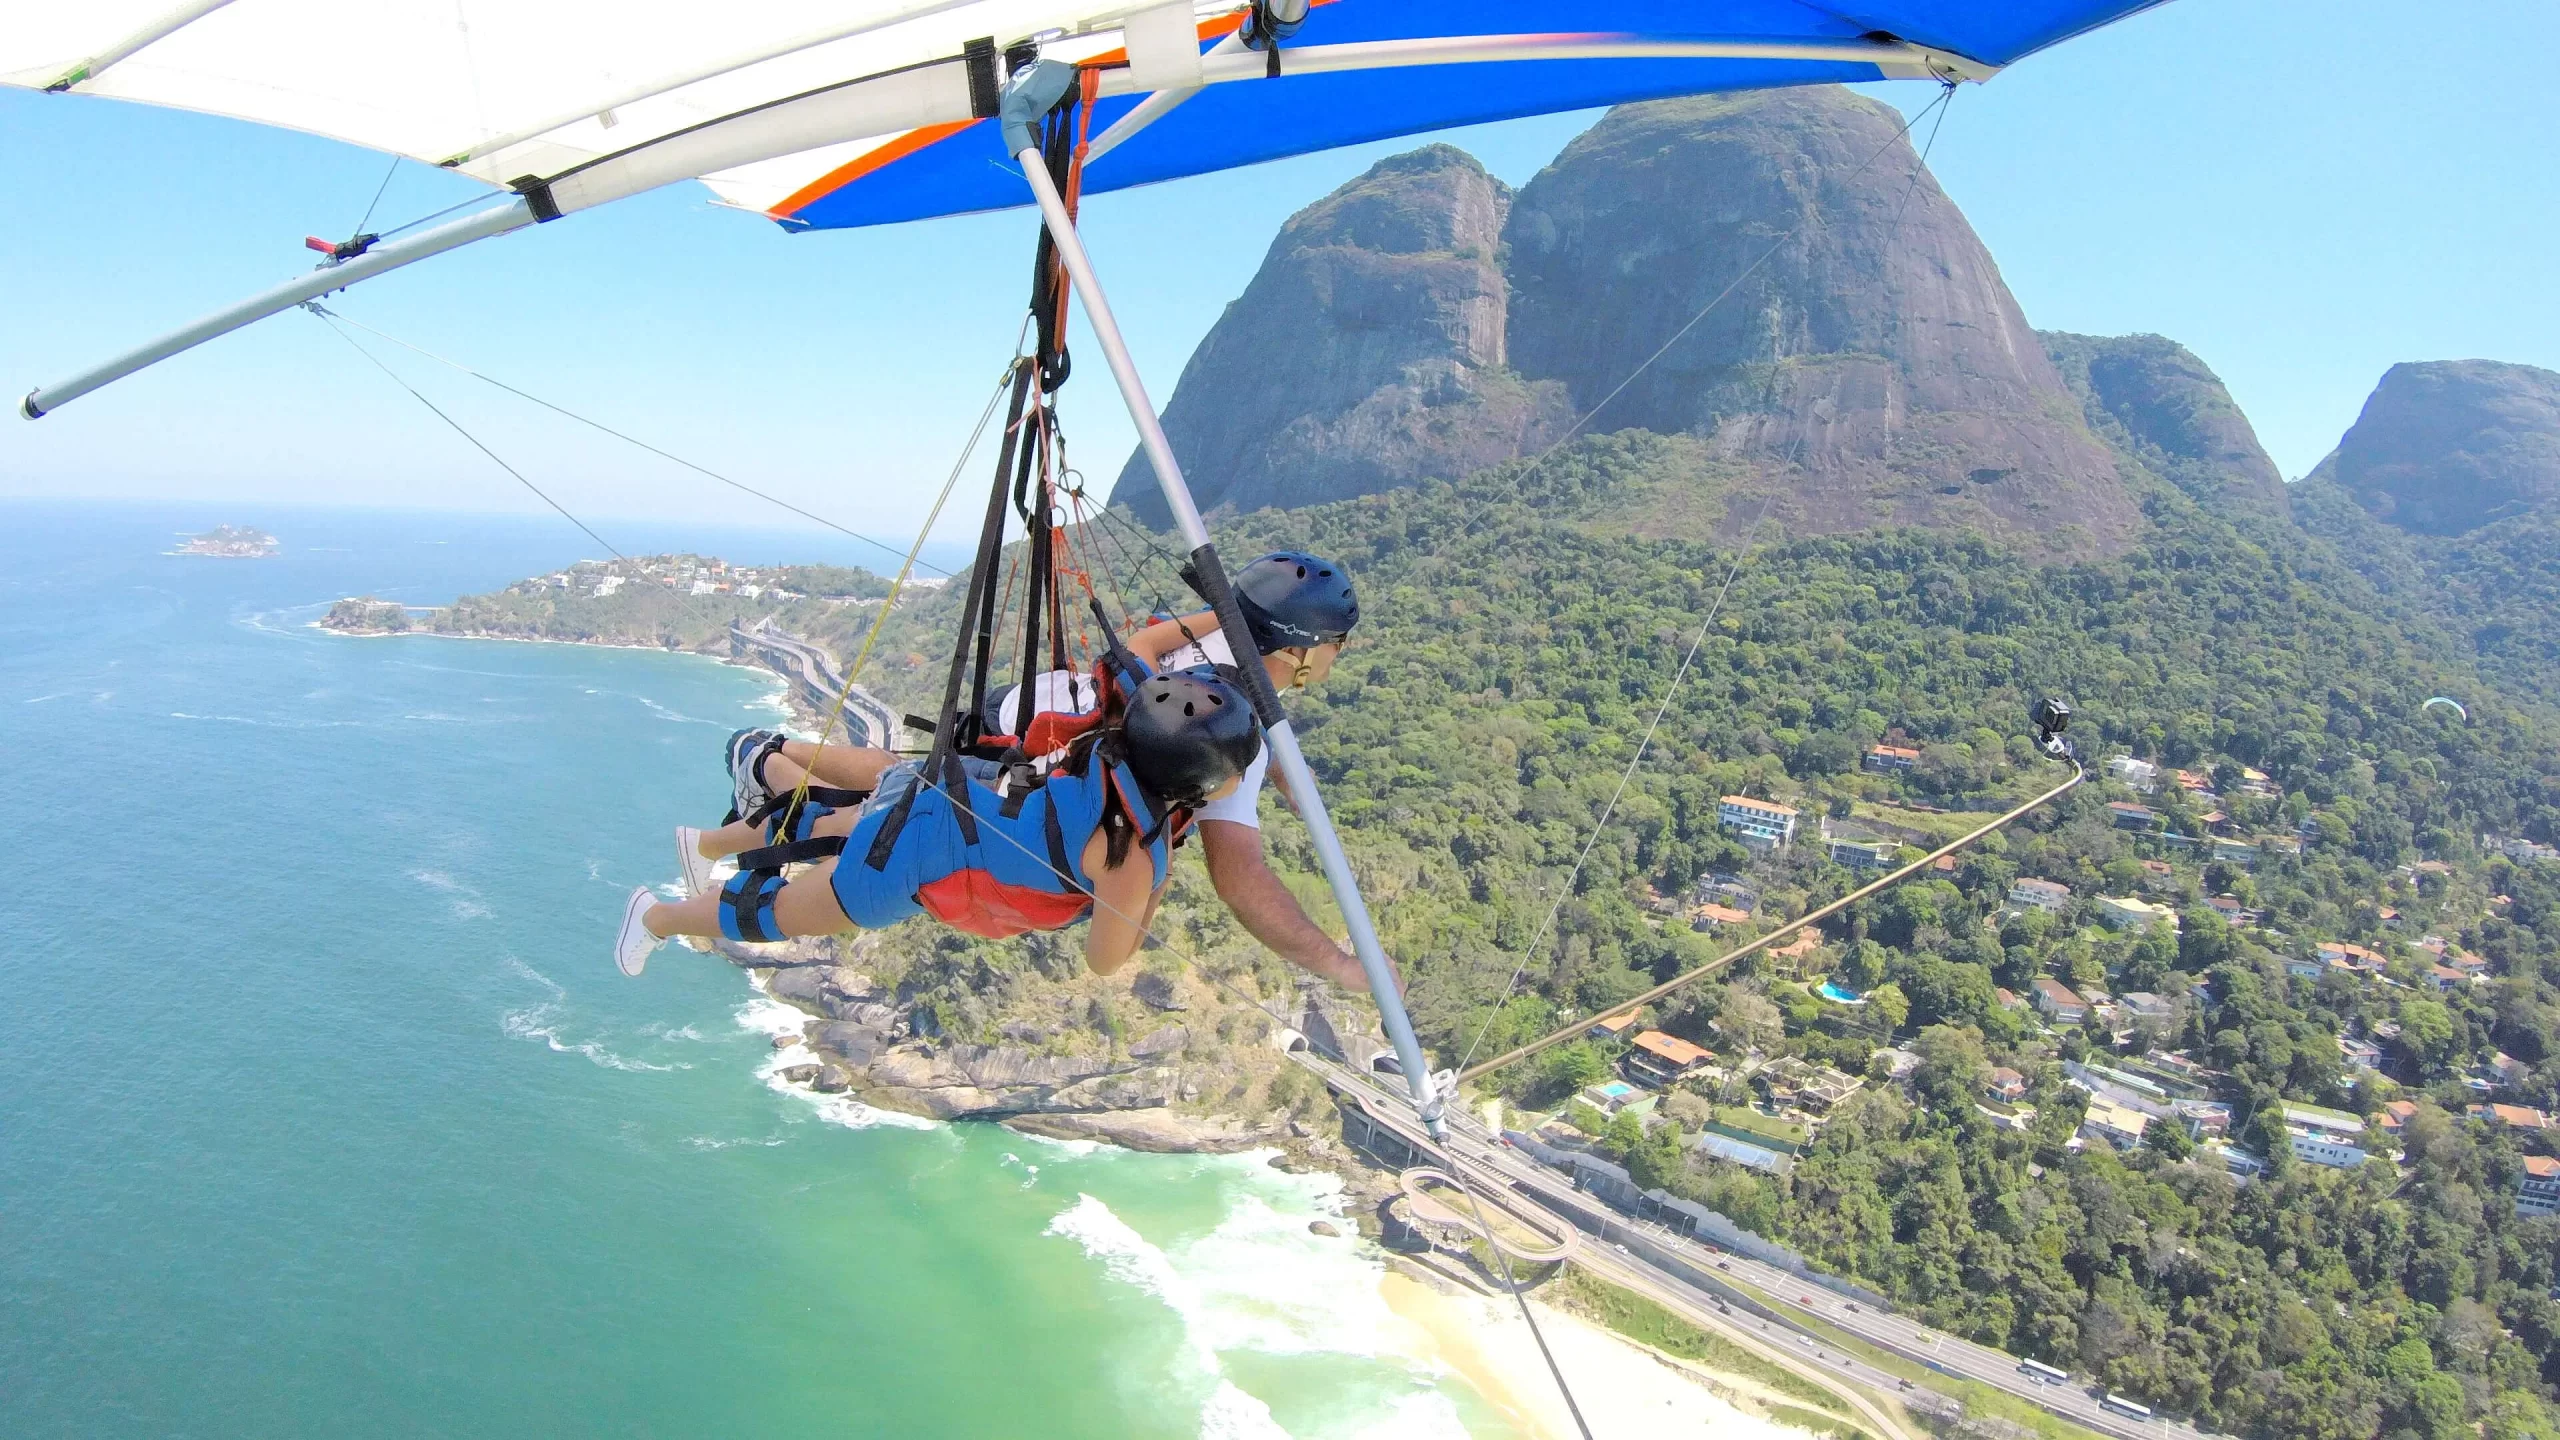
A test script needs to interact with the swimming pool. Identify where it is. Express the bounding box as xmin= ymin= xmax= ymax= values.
xmin=1816 ymin=980 xmax=1865 ymax=1004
